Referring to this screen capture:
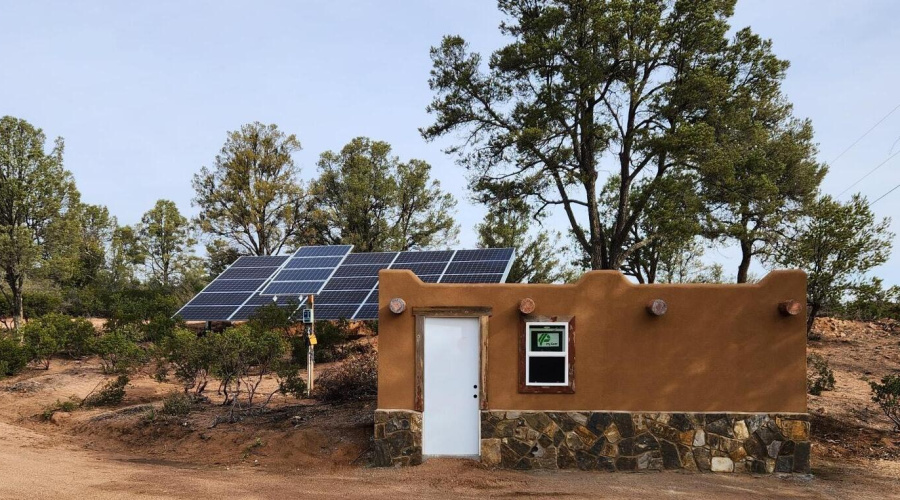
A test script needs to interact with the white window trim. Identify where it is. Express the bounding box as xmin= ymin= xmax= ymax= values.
xmin=524 ymin=321 xmax=569 ymax=387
